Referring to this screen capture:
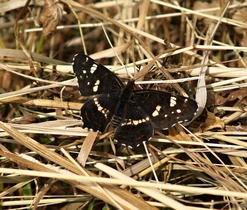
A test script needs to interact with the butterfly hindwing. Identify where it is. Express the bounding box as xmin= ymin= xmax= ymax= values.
xmin=80 ymin=94 xmax=120 ymax=132
xmin=73 ymin=53 xmax=124 ymax=96
xmin=133 ymin=90 xmax=198 ymax=129
xmin=114 ymin=98 xmax=154 ymax=148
